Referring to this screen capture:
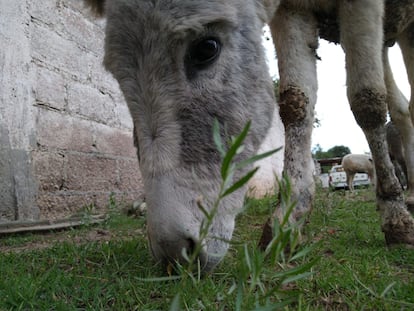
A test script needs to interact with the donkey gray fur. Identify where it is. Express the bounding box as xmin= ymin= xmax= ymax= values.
xmin=84 ymin=0 xmax=414 ymax=271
